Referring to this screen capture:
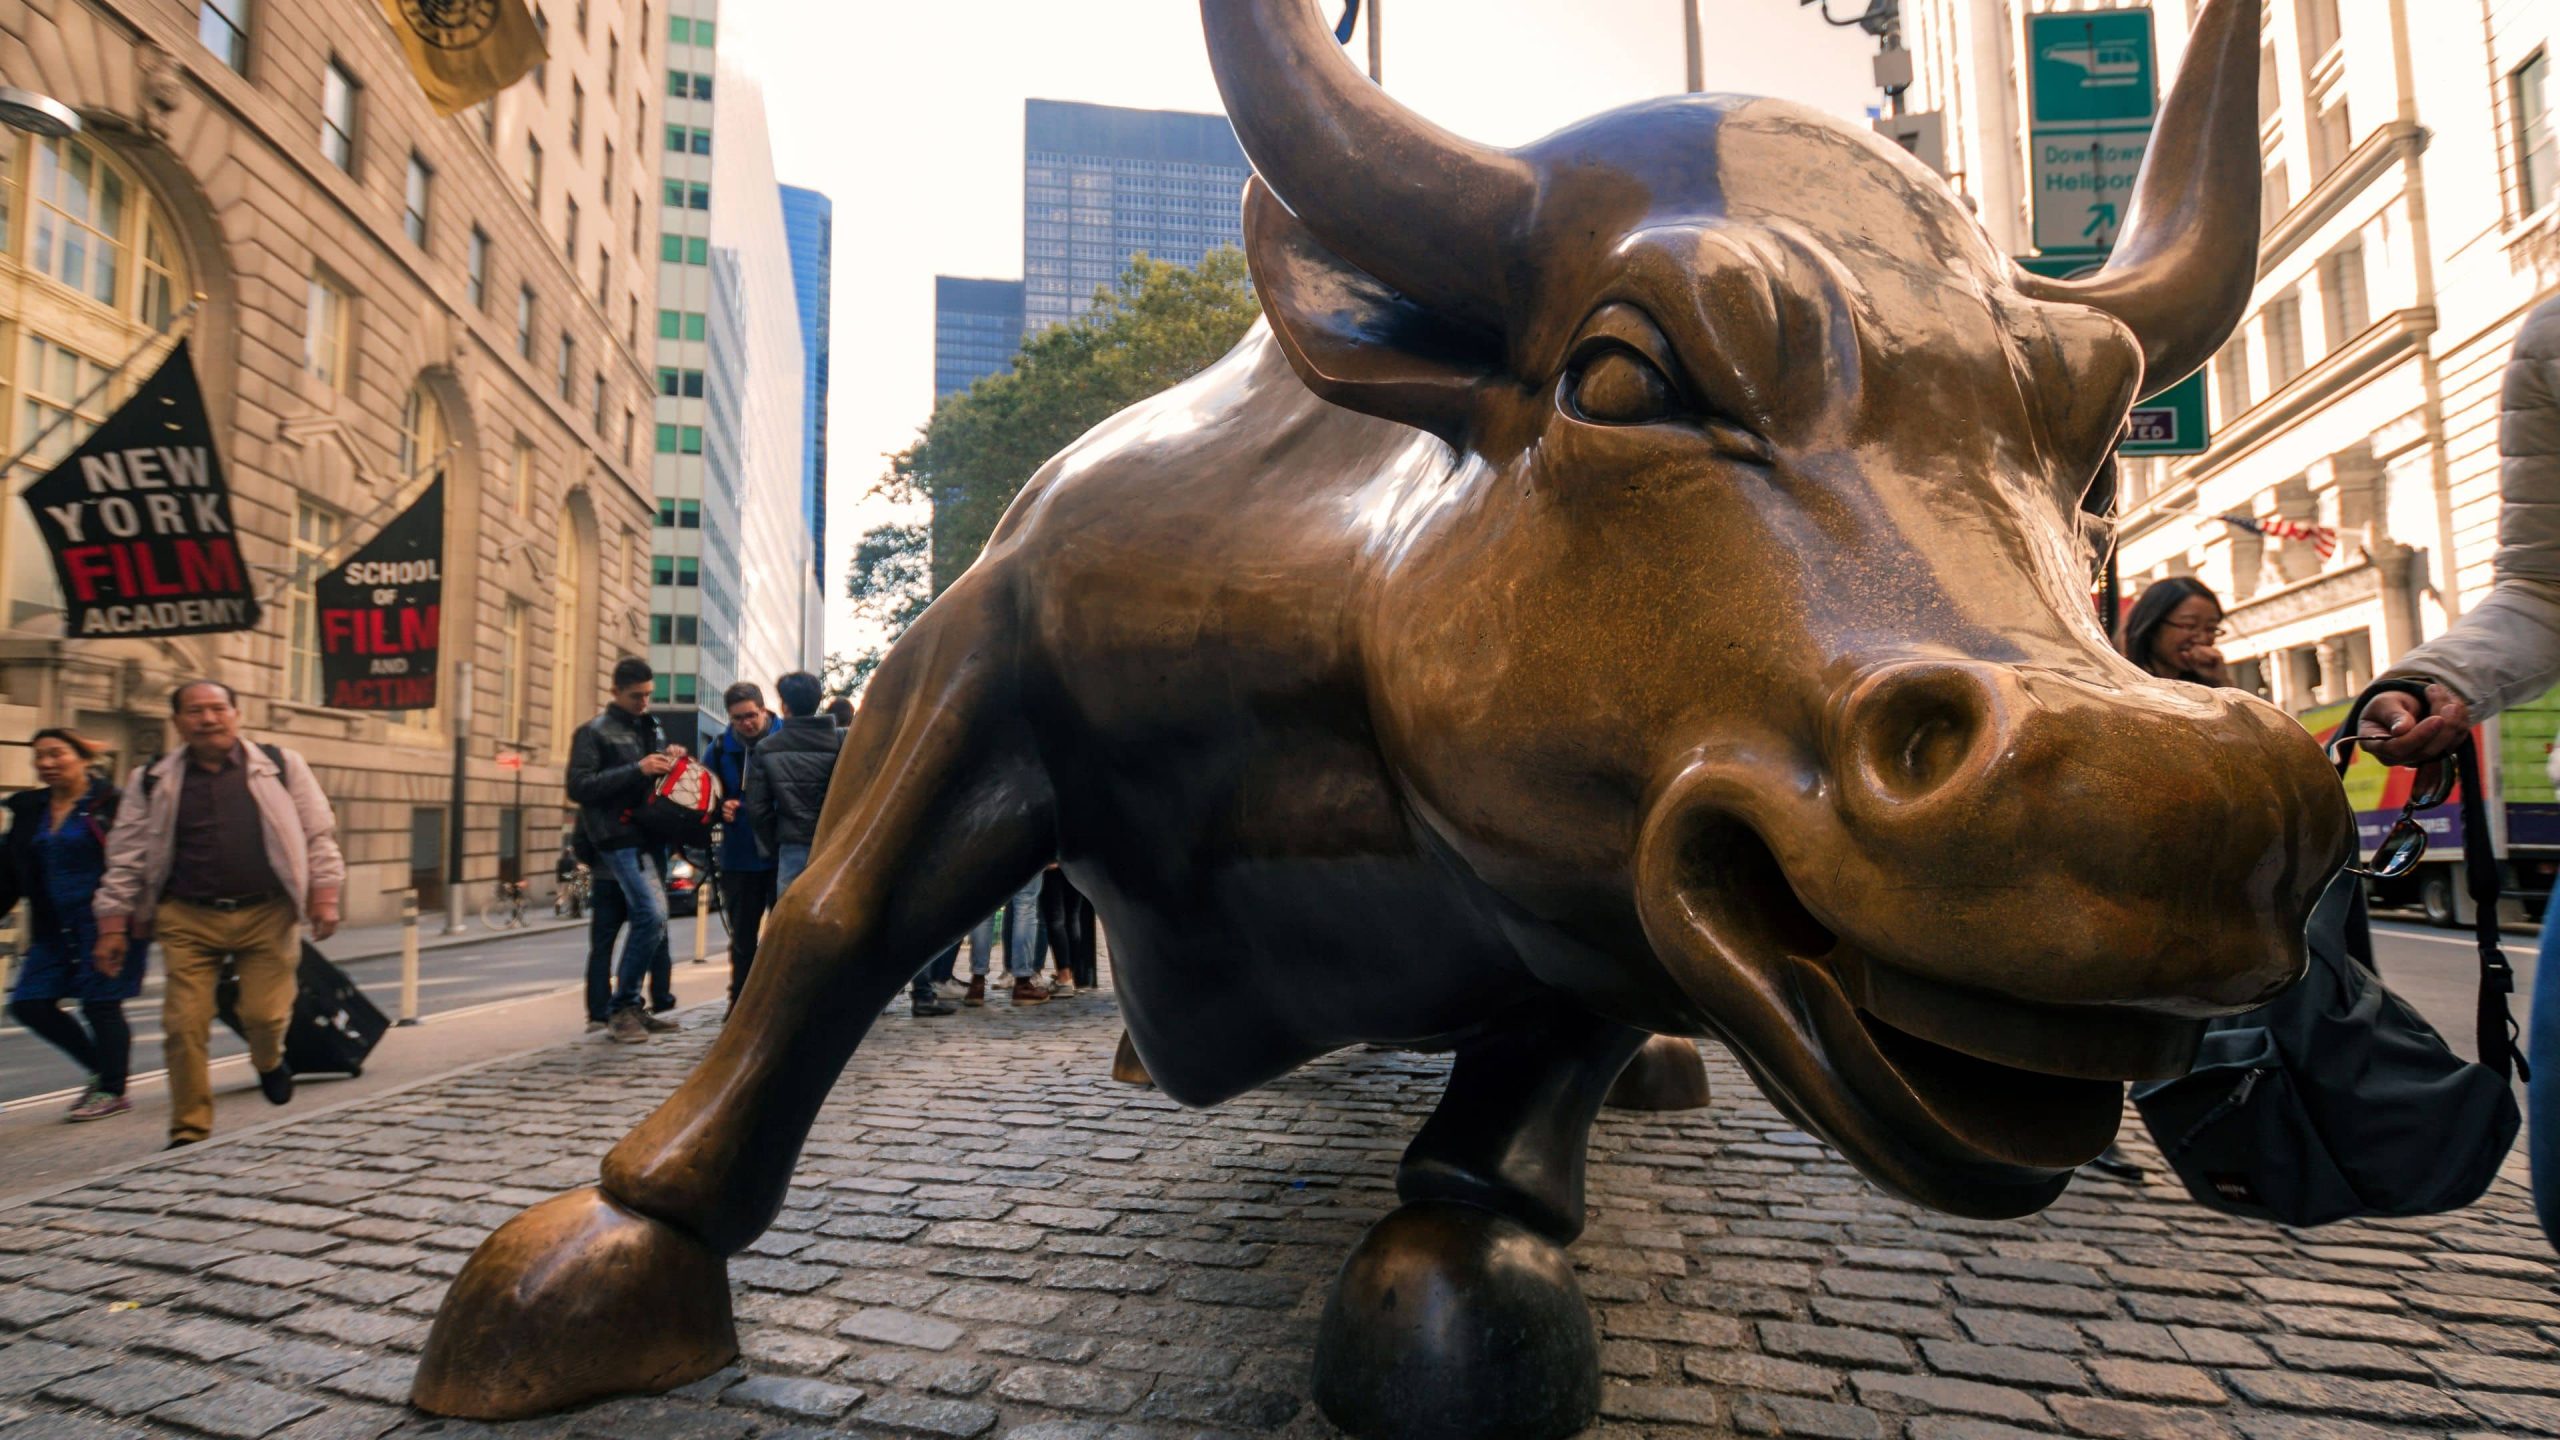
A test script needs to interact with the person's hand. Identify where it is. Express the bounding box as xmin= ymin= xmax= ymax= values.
xmin=2359 ymin=683 xmax=2472 ymax=765
xmin=308 ymin=904 xmax=339 ymax=942
xmin=2180 ymin=640 xmax=2232 ymax=687
xmin=722 ymin=798 xmax=741 ymax=821
xmin=639 ymin=753 xmax=676 ymax=778
xmin=92 ymin=933 xmax=127 ymax=977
